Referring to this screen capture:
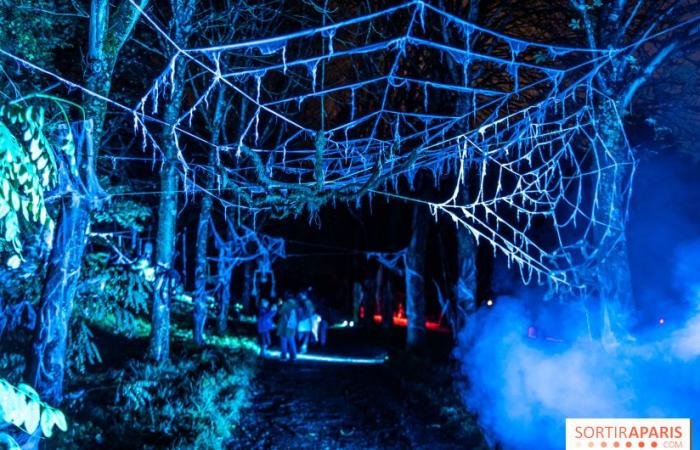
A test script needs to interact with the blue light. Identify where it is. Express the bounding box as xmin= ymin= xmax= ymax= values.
xmin=264 ymin=350 xmax=387 ymax=365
